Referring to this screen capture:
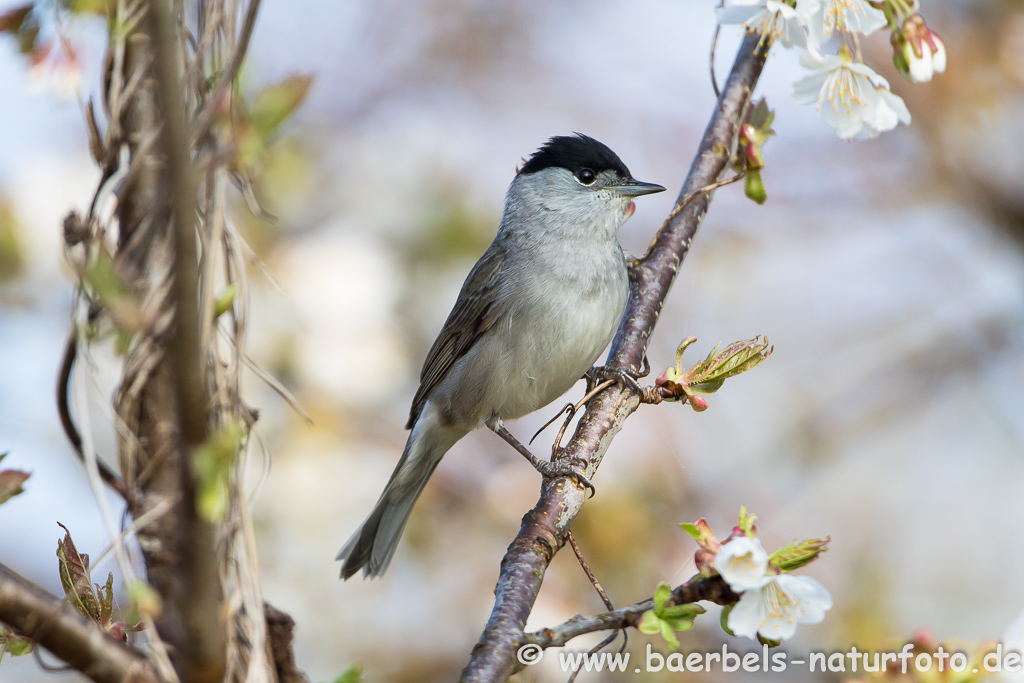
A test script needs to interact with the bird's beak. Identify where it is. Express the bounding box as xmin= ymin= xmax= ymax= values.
xmin=609 ymin=180 xmax=666 ymax=197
